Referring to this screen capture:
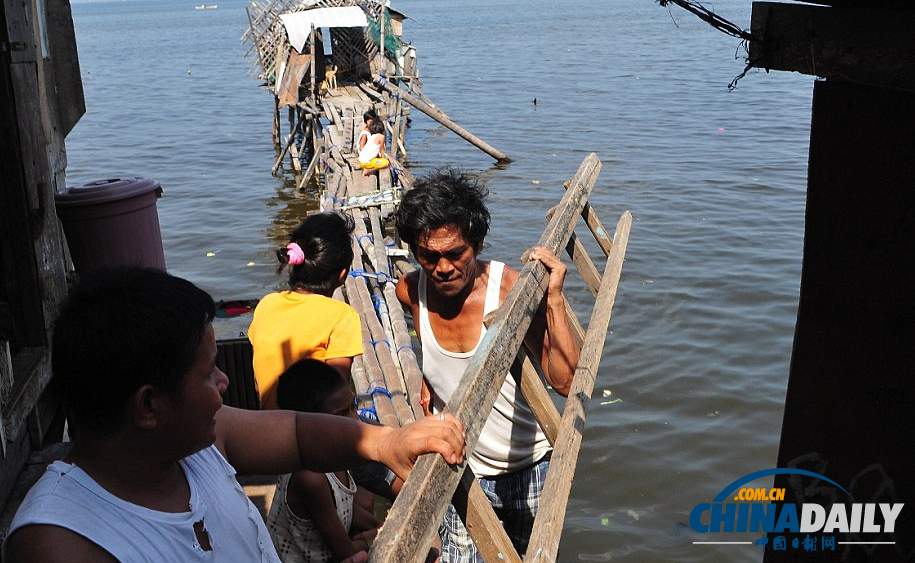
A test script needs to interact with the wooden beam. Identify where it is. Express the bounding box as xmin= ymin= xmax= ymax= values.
xmin=792 ymin=0 xmax=911 ymax=7
xmin=749 ymin=2 xmax=915 ymax=93
xmin=368 ymin=154 xmax=601 ymax=563
xmin=451 ymin=468 xmax=523 ymax=563
xmin=510 ymin=349 xmax=561 ymax=446
xmin=525 ymin=210 xmax=632 ymax=563
xmin=46 ymin=0 xmax=85 ymax=136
